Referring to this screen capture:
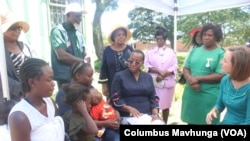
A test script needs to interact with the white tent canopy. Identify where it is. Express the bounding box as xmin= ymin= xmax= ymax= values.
xmin=119 ymin=0 xmax=250 ymax=52
xmin=120 ymin=0 xmax=250 ymax=16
